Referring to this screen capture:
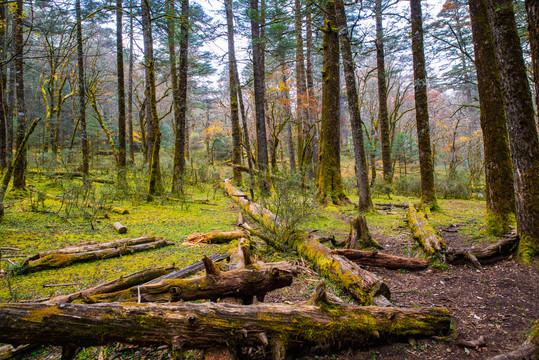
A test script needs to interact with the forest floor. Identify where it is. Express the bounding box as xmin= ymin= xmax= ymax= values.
xmin=1 ymin=170 xmax=538 ymax=360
